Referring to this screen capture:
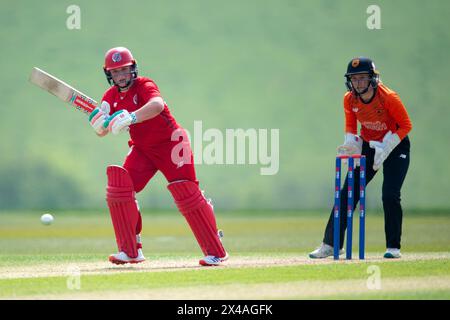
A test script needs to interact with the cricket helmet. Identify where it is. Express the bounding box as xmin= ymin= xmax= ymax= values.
xmin=103 ymin=47 xmax=138 ymax=87
xmin=344 ymin=57 xmax=380 ymax=94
